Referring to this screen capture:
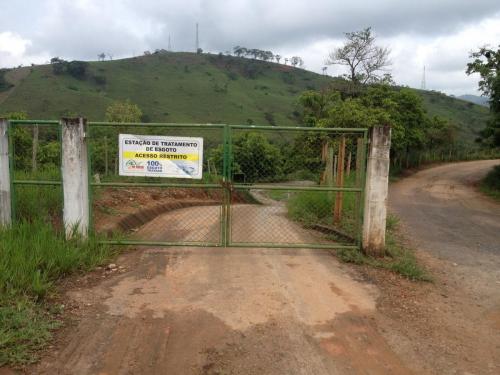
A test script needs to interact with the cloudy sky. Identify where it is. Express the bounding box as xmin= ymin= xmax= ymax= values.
xmin=1 ymin=0 xmax=499 ymax=95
